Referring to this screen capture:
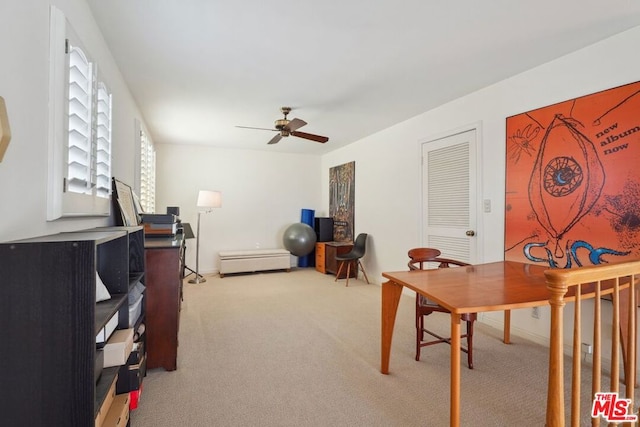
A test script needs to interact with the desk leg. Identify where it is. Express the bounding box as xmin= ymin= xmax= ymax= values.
xmin=381 ymin=280 xmax=403 ymax=375
xmin=451 ymin=312 xmax=461 ymax=427
xmin=503 ymin=310 xmax=511 ymax=344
